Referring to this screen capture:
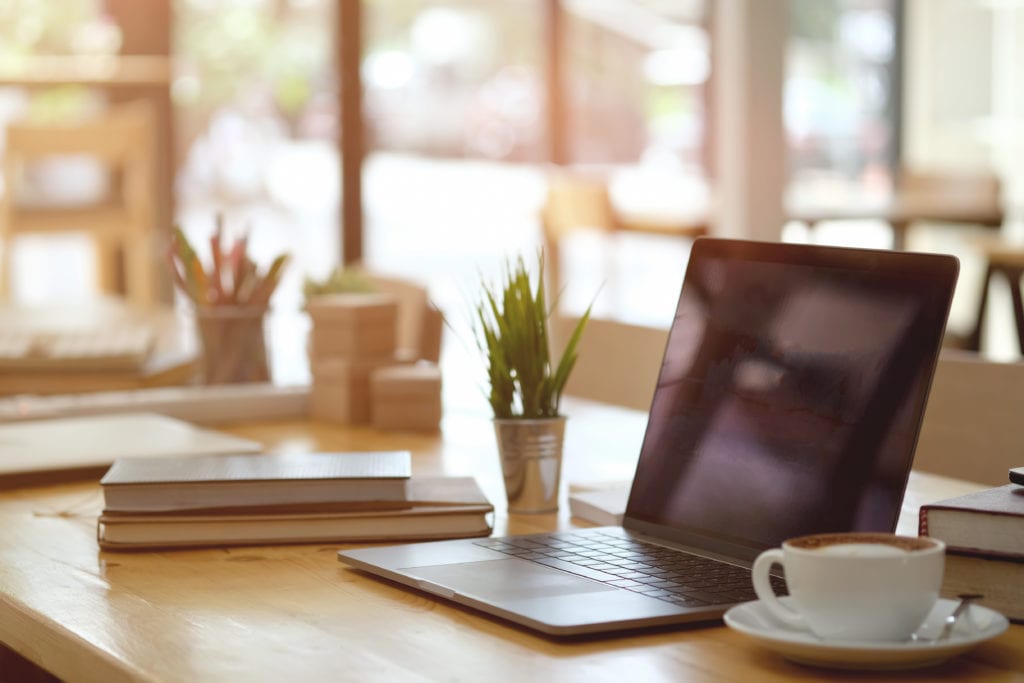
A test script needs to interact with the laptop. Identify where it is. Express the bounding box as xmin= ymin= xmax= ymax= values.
xmin=338 ymin=238 xmax=959 ymax=636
